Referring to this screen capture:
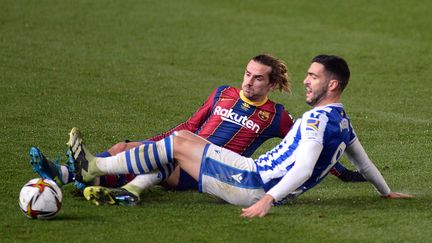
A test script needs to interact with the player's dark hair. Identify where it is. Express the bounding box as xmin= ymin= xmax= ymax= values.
xmin=312 ymin=55 xmax=350 ymax=92
xmin=253 ymin=54 xmax=291 ymax=94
